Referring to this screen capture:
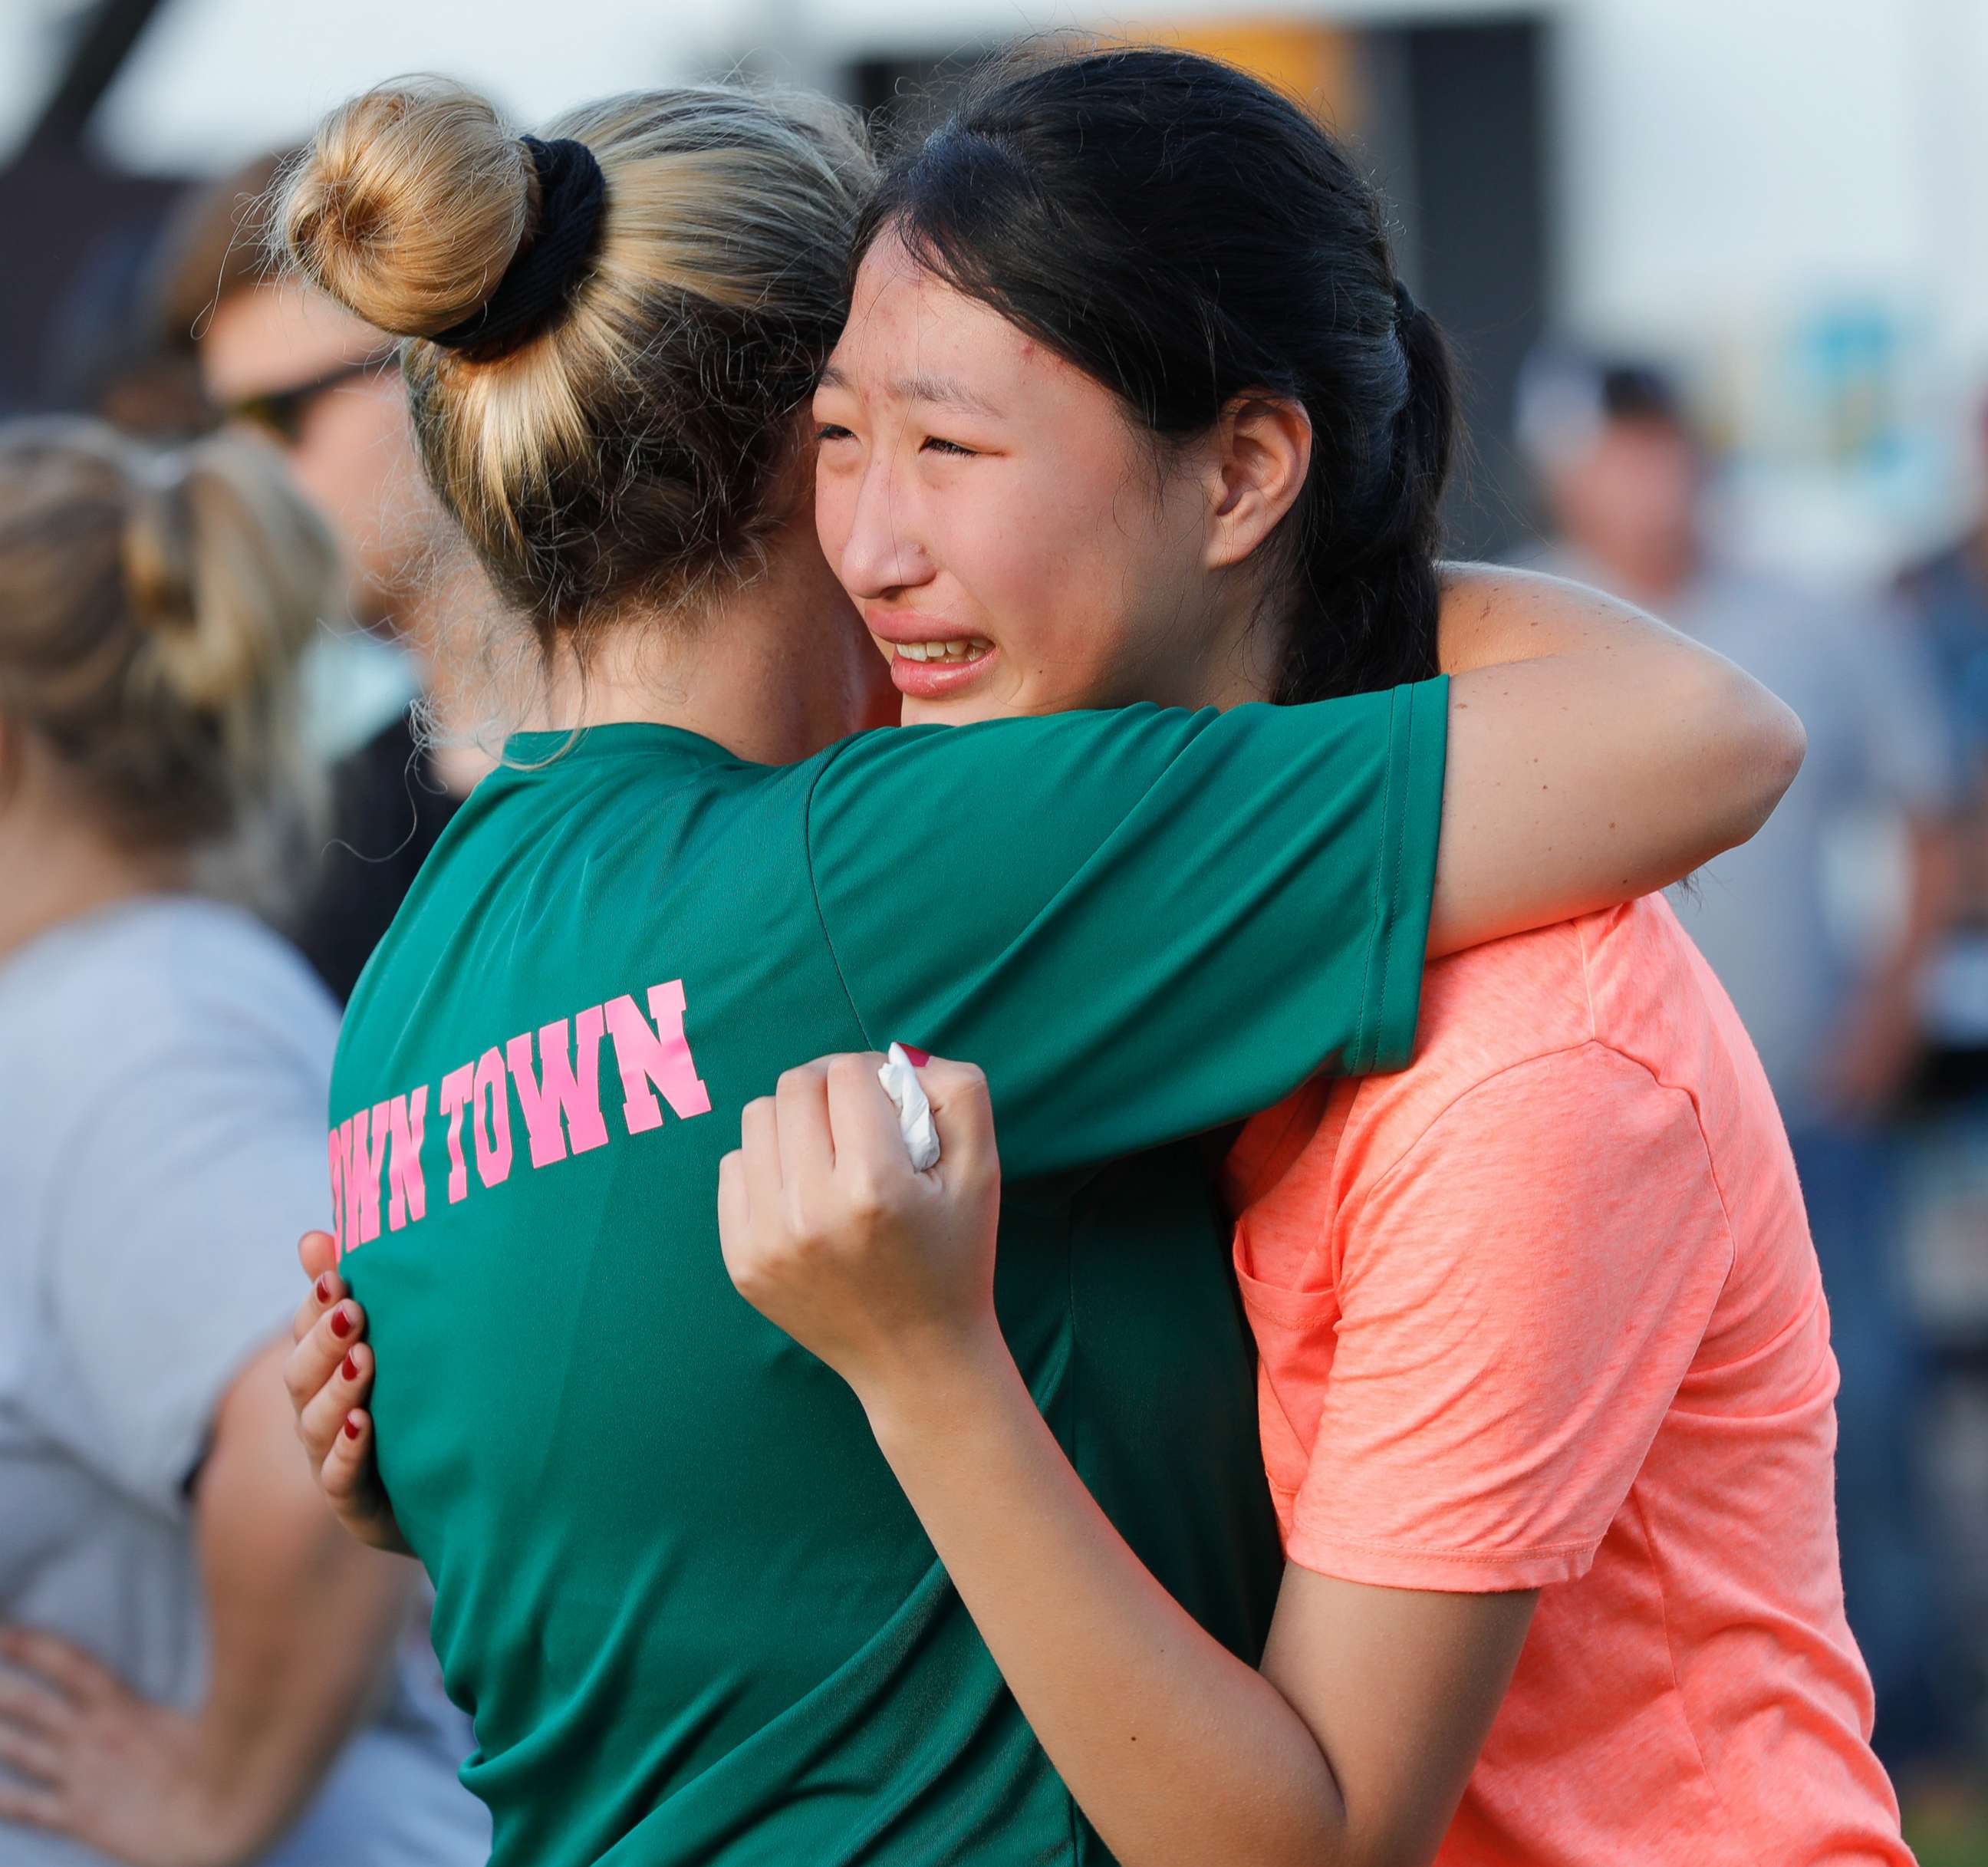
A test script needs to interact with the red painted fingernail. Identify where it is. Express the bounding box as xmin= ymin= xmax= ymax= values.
xmin=341 ymin=1353 xmax=360 ymax=1382
xmin=314 ymin=1275 xmax=331 ymax=1304
xmin=342 ymin=1414 xmax=362 ymax=1441
xmin=329 ymin=1306 xmax=353 ymax=1339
